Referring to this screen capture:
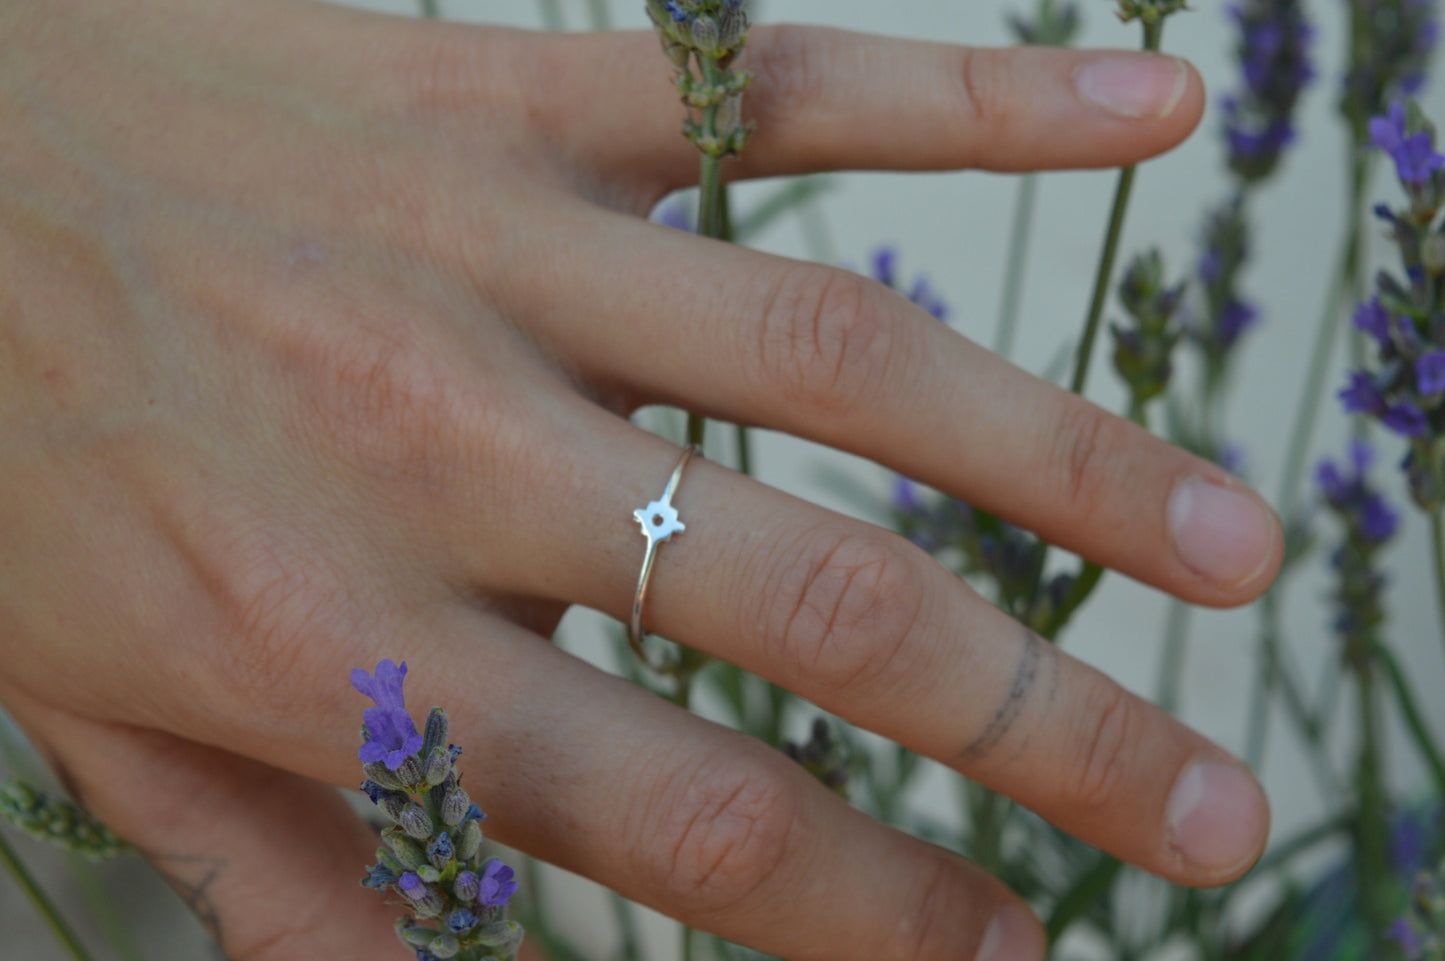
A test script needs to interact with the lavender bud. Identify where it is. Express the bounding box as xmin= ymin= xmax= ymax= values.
xmin=428 ymin=933 xmax=461 ymax=959
xmin=397 ymin=921 xmax=436 ymax=949
xmin=386 ymin=831 xmax=429 ymax=870
xmin=659 ymin=32 xmax=690 ymax=69
xmin=718 ymin=8 xmax=746 ymax=50
xmin=690 ymin=15 xmax=719 ymax=54
xmin=448 ymin=908 xmax=480 ymax=935
xmin=1426 ymin=234 xmax=1445 ymax=275
xmin=363 ymin=761 xmax=404 ymax=791
xmin=398 ymin=871 xmax=446 ymax=918
xmin=416 ymin=864 xmax=442 ymax=883
xmin=379 ymin=792 xmax=409 ymax=824
xmin=441 ymin=788 xmax=471 ymax=827
xmin=454 ymin=870 xmax=481 ymax=902
xmin=476 ymin=920 xmax=525 ymax=953
xmin=377 ymin=847 xmax=406 ymax=875
xmin=427 ymin=831 xmax=454 ymax=871
xmin=400 ymin=805 xmax=434 ymax=840
xmin=395 ymin=754 xmax=425 ymax=788
xmin=422 ymin=708 xmax=450 ymax=759
xmin=423 ymin=748 xmax=451 ymax=789
xmin=458 ymin=818 xmax=483 ymax=861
